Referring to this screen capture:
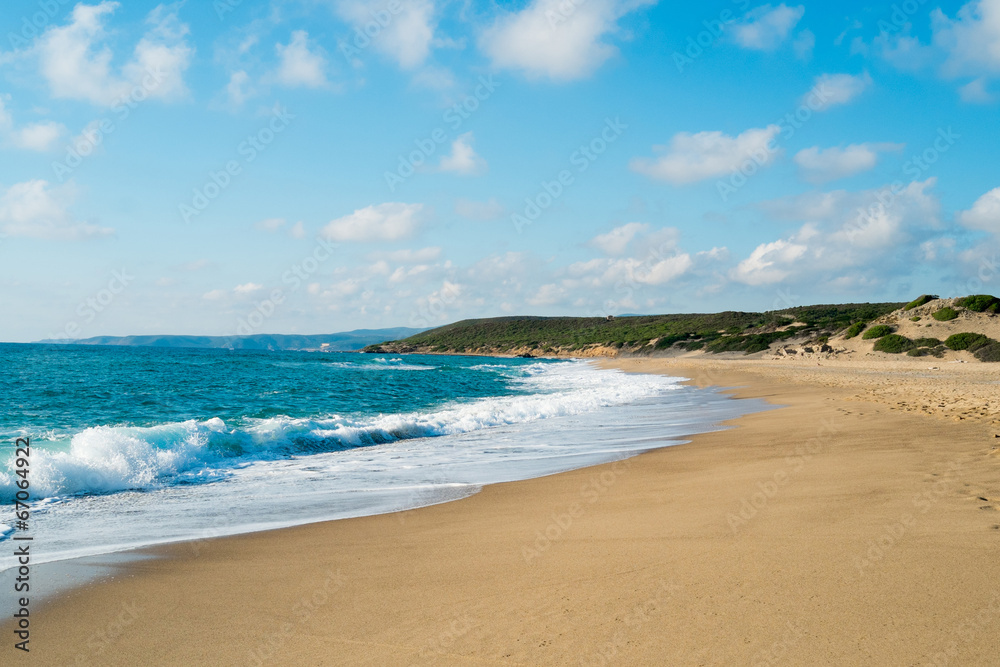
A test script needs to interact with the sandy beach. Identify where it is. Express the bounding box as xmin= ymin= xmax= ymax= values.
xmin=8 ymin=357 xmax=1000 ymax=665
